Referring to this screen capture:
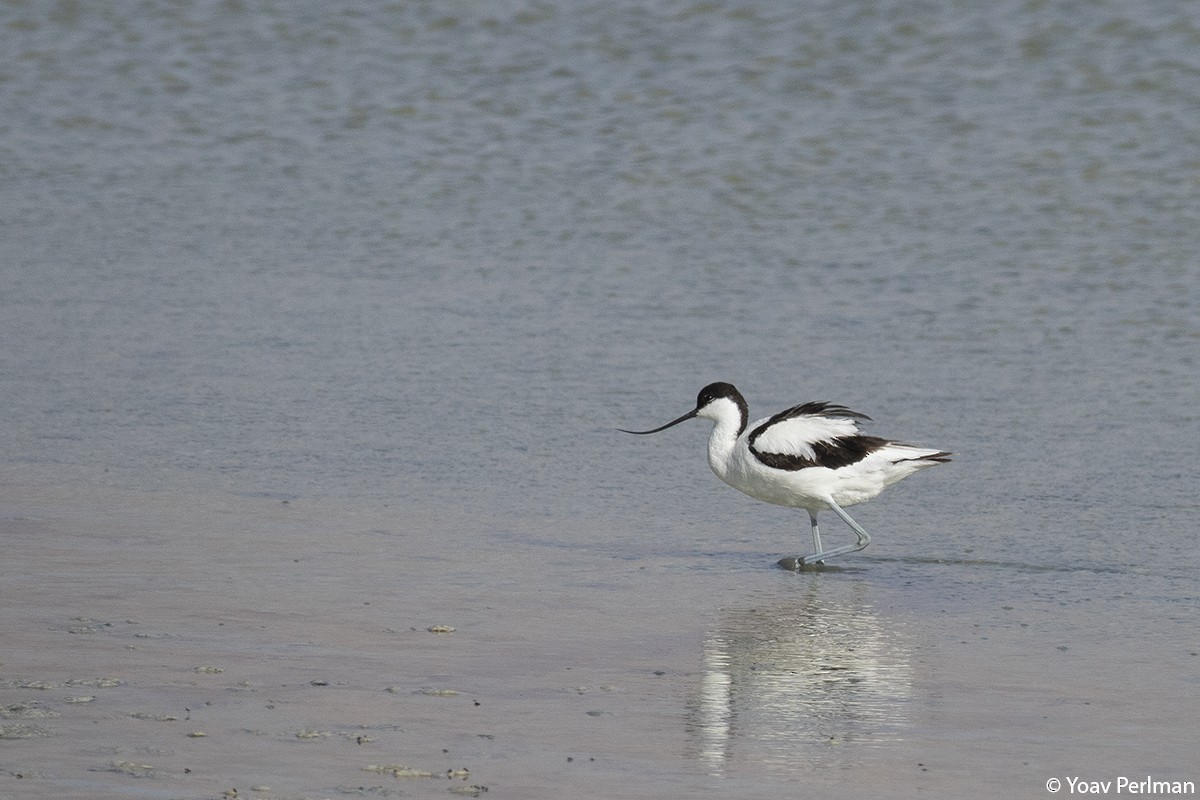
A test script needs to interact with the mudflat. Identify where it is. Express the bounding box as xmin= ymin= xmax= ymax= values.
xmin=2 ymin=479 xmax=1195 ymax=799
